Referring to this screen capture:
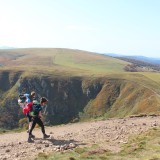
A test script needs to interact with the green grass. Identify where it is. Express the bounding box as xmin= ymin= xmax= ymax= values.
xmin=54 ymin=51 xmax=128 ymax=72
xmin=102 ymin=72 xmax=160 ymax=95
xmin=35 ymin=146 xmax=109 ymax=160
xmin=141 ymin=72 xmax=160 ymax=84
